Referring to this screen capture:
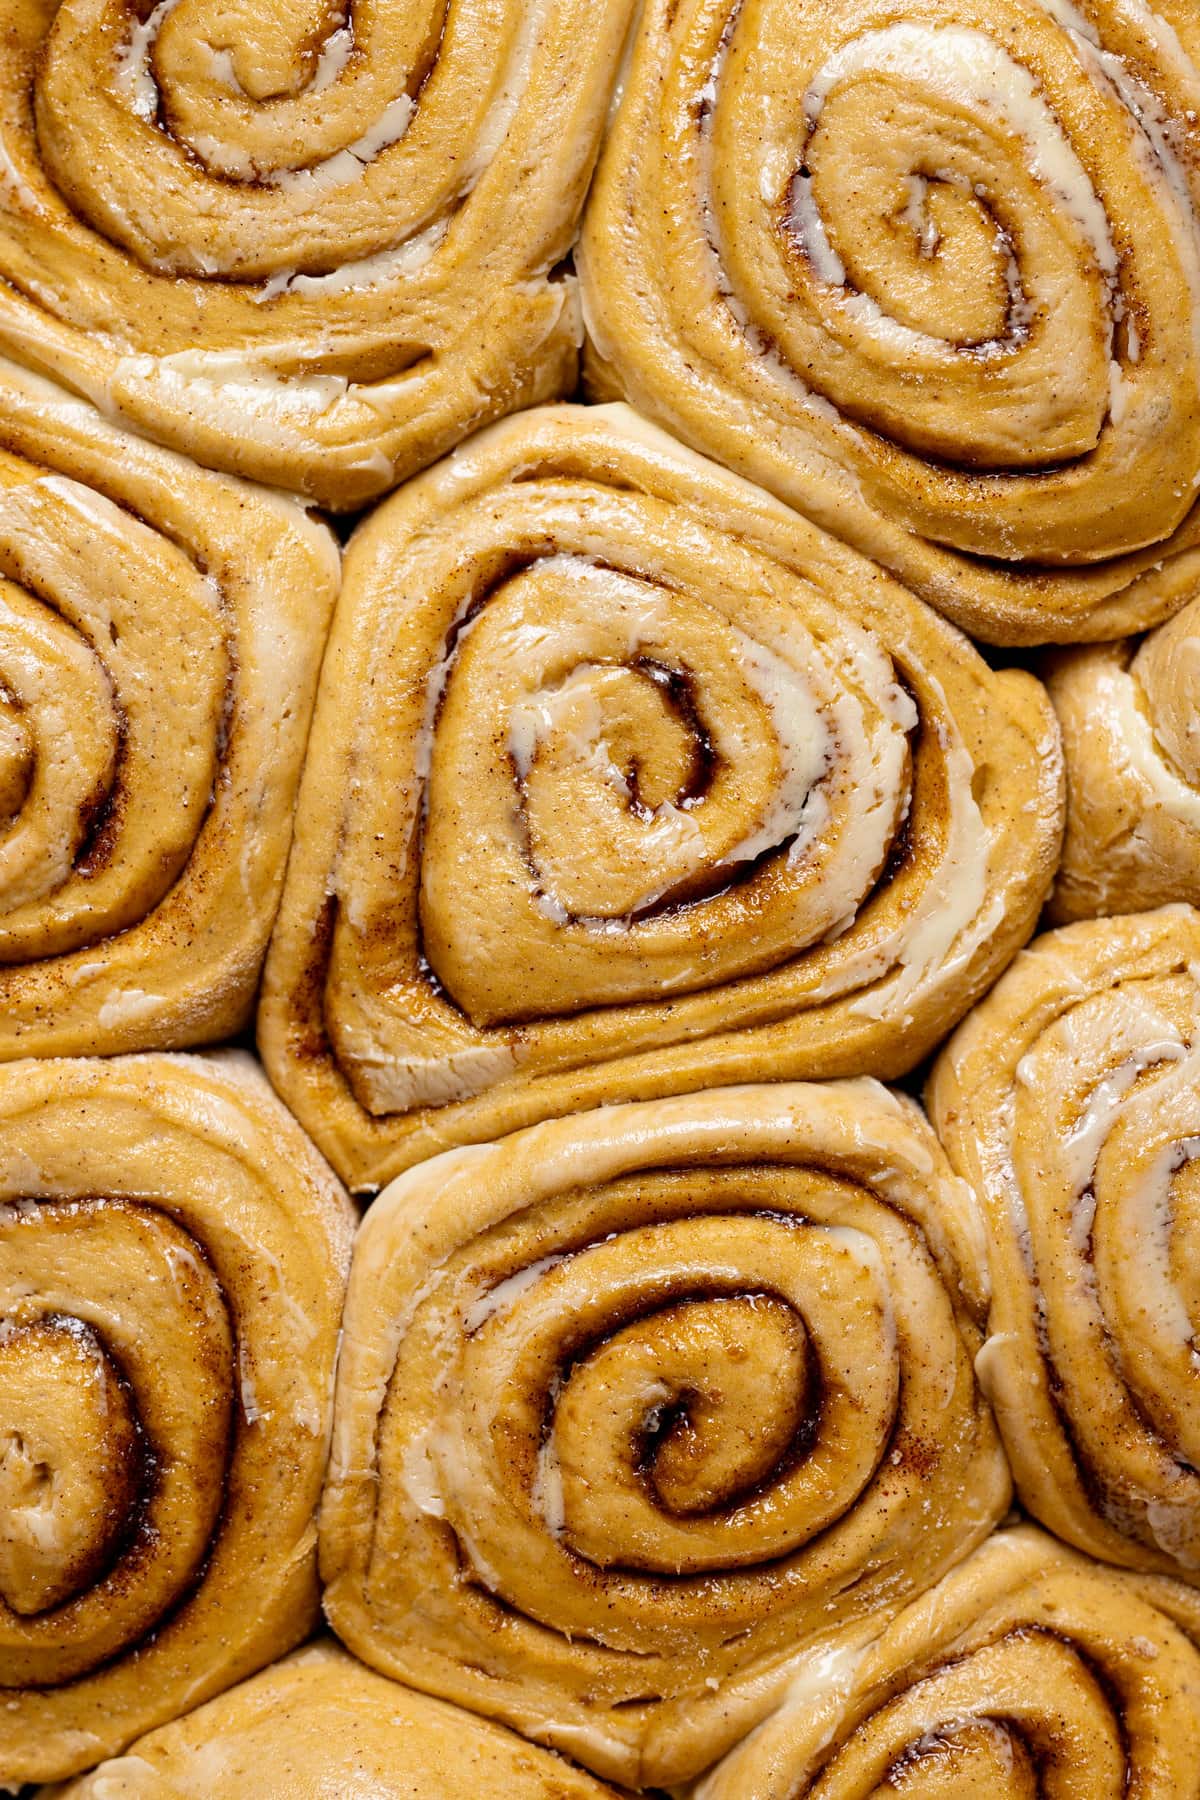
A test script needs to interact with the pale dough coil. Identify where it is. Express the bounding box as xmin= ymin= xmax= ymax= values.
xmin=258 ymin=402 xmax=1062 ymax=1192
xmin=40 ymin=1641 xmax=622 ymax=1799
xmin=0 ymin=0 xmax=635 ymax=507
xmin=579 ymin=0 xmax=1200 ymax=646
xmin=929 ymin=905 xmax=1200 ymax=1583
xmin=699 ymin=1526 xmax=1200 ymax=1800
xmin=1047 ymin=596 xmax=1200 ymax=919
xmin=0 ymin=354 xmax=336 ymax=1060
xmin=319 ymin=1081 xmax=1008 ymax=1789
xmin=0 ymin=1052 xmax=354 ymax=1786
